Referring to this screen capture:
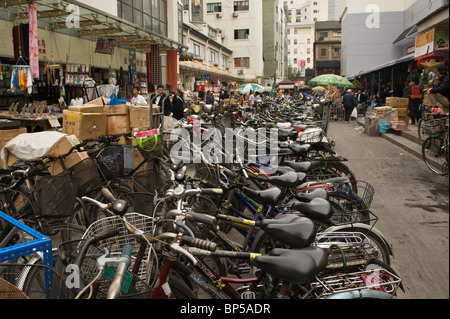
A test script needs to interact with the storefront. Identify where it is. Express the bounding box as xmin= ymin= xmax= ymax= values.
xmin=0 ymin=0 xmax=185 ymax=110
